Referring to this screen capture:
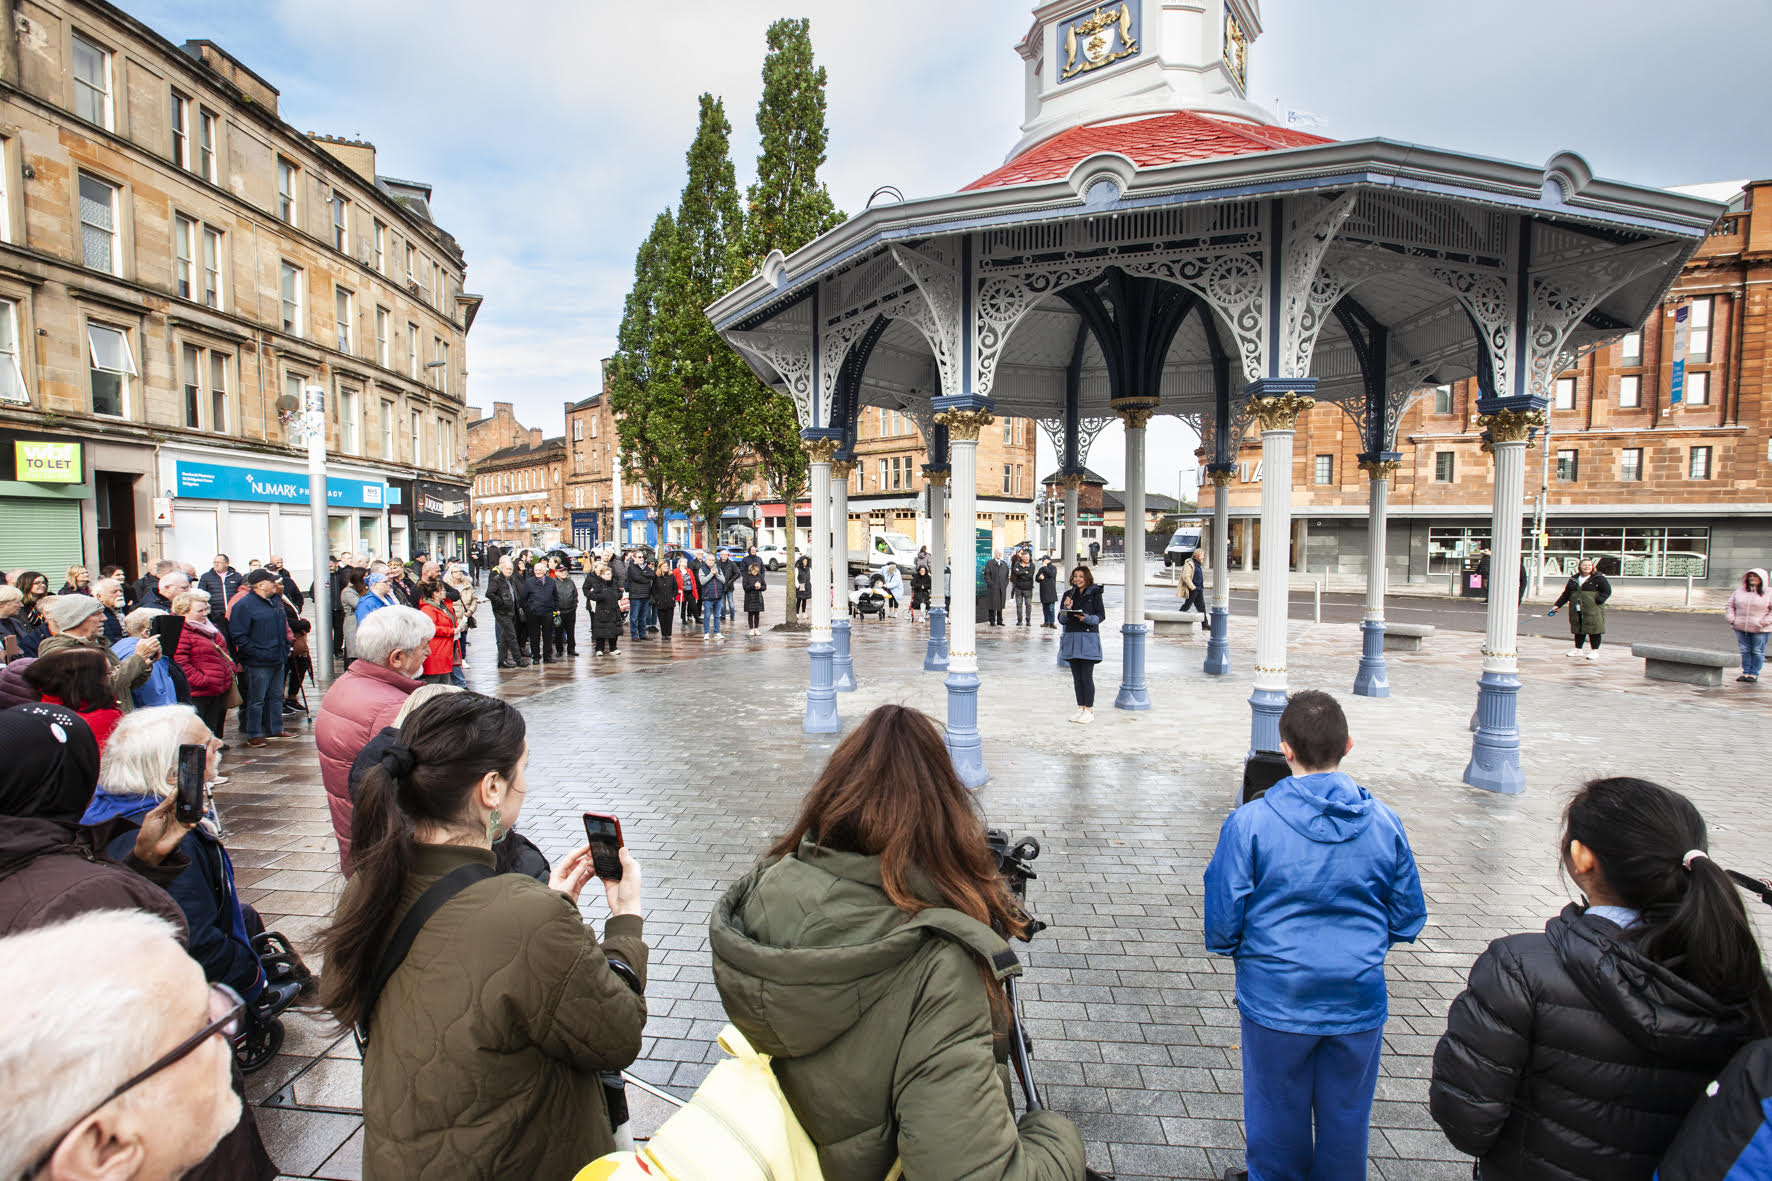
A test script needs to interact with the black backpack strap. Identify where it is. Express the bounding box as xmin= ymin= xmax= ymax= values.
xmin=356 ymin=863 xmax=496 ymax=1044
